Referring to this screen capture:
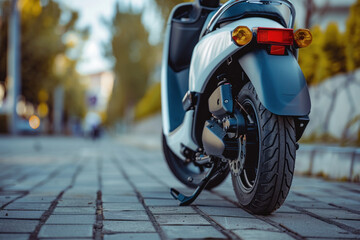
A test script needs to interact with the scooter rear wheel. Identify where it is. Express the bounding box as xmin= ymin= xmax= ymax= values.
xmin=232 ymin=82 xmax=296 ymax=215
xmin=162 ymin=134 xmax=229 ymax=189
